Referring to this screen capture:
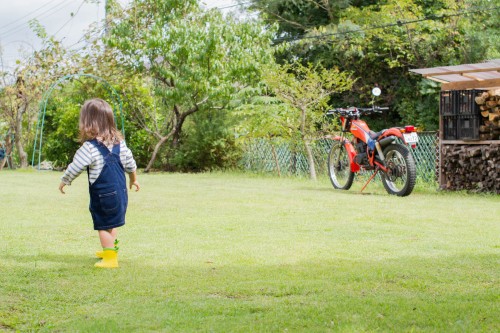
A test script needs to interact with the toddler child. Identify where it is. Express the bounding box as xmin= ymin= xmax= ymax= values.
xmin=59 ymin=98 xmax=140 ymax=268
